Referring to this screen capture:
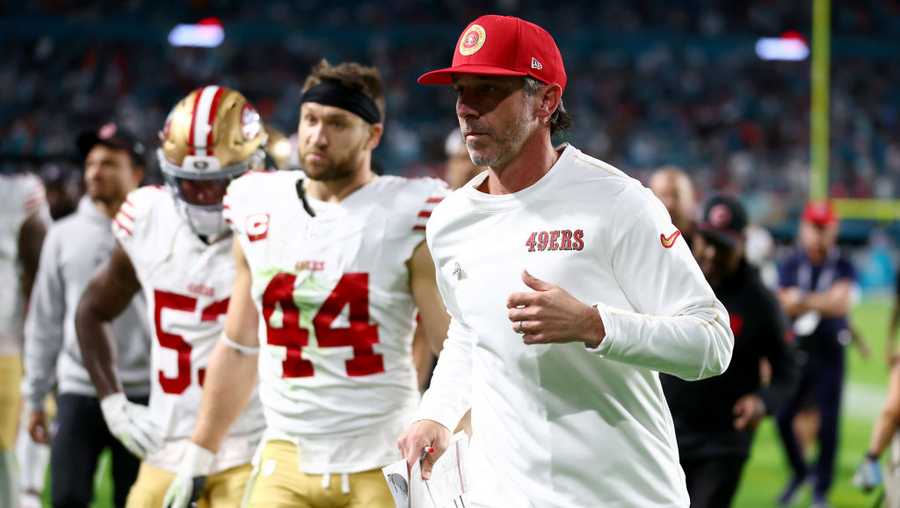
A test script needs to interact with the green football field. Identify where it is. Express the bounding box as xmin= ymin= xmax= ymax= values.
xmin=41 ymin=297 xmax=895 ymax=508
xmin=732 ymin=296 xmax=893 ymax=508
